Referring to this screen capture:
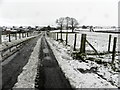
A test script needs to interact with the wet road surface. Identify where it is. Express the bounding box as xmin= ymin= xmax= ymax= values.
xmin=2 ymin=35 xmax=41 ymax=89
xmin=35 ymin=35 xmax=73 ymax=89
